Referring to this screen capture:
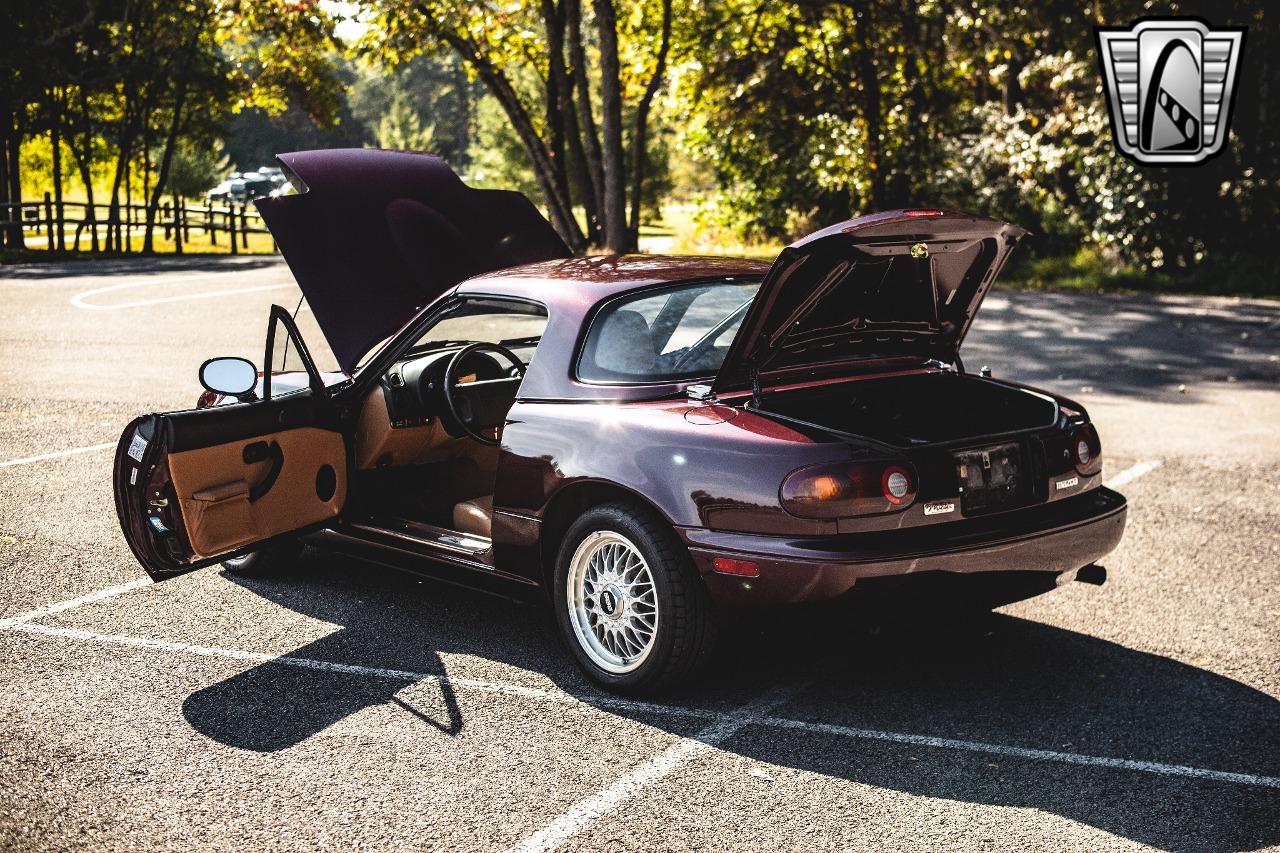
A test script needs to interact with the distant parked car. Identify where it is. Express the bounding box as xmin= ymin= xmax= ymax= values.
xmin=238 ymin=171 xmax=276 ymax=201
xmin=204 ymin=178 xmax=237 ymax=203
xmin=206 ymin=169 xmax=281 ymax=204
xmin=114 ymin=149 xmax=1127 ymax=693
xmin=257 ymin=165 xmax=286 ymax=185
